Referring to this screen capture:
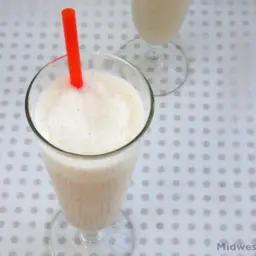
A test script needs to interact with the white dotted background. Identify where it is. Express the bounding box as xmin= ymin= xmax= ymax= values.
xmin=1 ymin=0 xmax=256 ymax=255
